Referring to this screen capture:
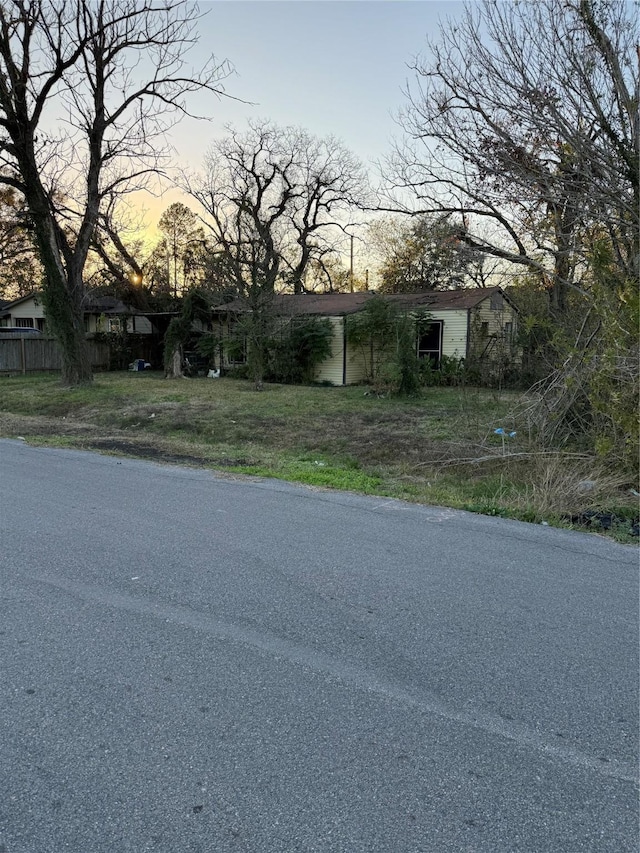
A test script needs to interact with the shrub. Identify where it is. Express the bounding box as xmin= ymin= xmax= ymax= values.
xmin=346 ymin=296 xmax=429 ymax=396
xmin=420 ymin=354 xmax=466 ymax=387
xmin=265 ymin=317 xmax=334 ymax=384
